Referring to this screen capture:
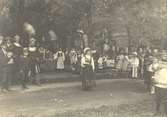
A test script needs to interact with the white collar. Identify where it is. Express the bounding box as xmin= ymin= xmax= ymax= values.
xmin=85 ymin=55 xmax=91 ymax=58
xmin=58 ymin=51 xmax=63 ymax=53
xmin=14 ymin=43 xmax=22 ymax=47
xmin=29 ymin=47 xmax=37 ymax=51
